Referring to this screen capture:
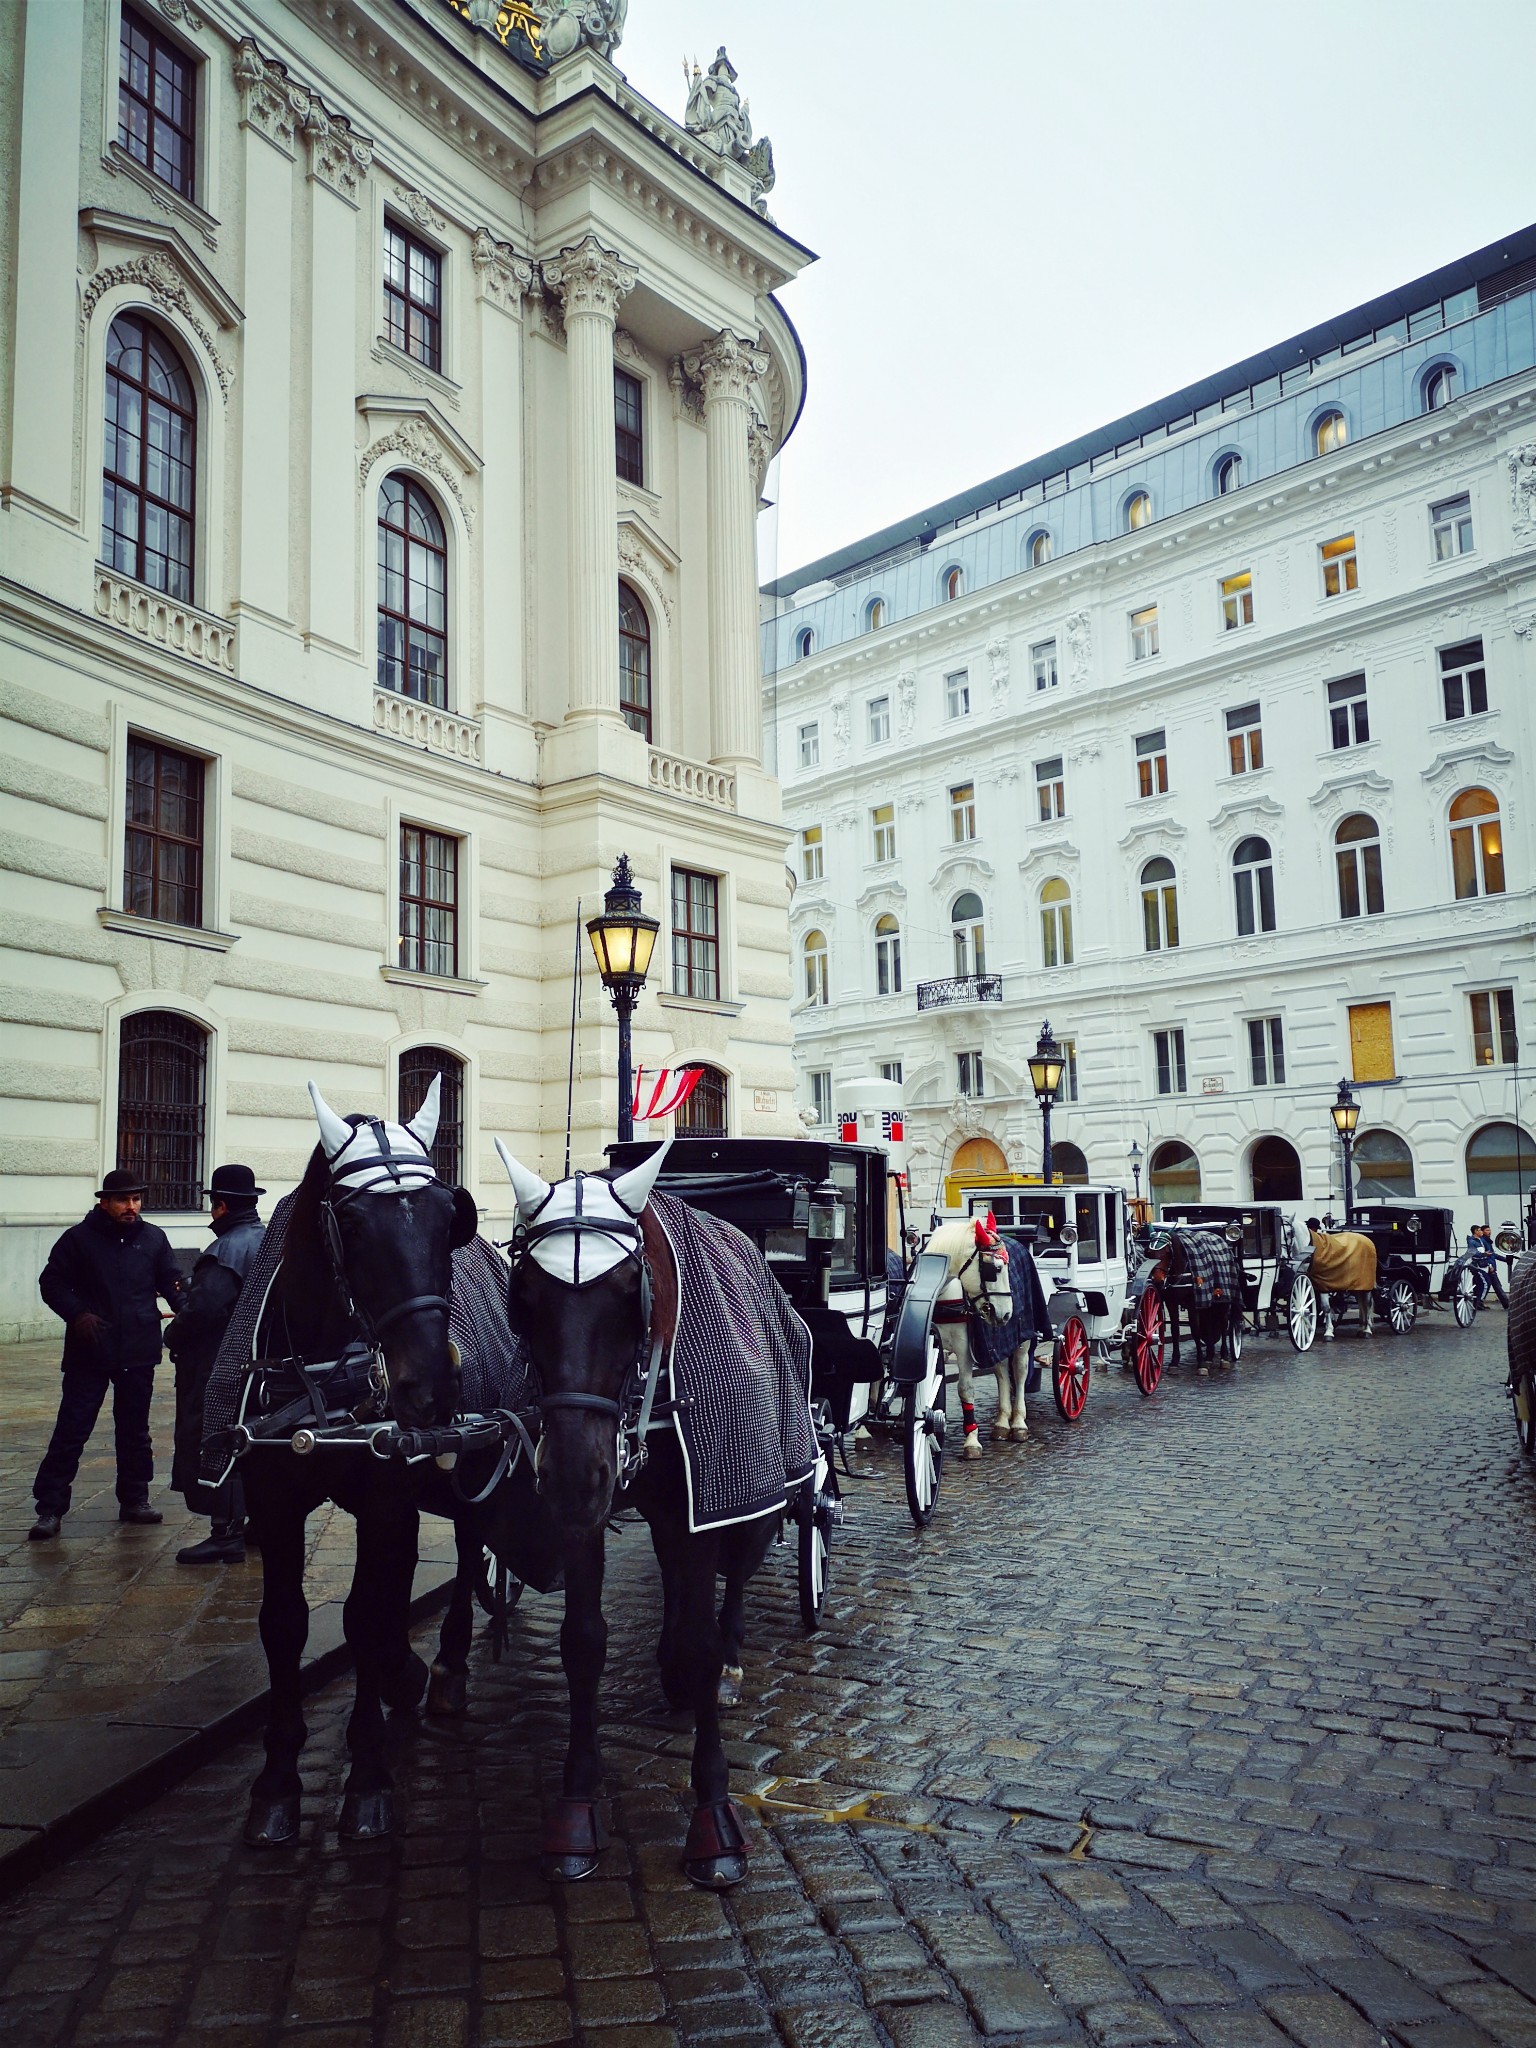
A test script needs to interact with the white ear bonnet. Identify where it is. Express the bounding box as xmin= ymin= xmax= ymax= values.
xmin=308 ymin=1077 xmax=440 ymax=1195
xmin=494 ymin=1138 xmax=672 ymax=1285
